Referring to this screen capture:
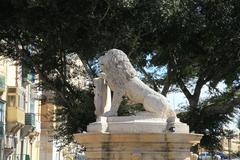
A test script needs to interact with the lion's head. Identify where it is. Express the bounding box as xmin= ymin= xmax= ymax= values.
xmin=99 ymin=49 xmax=138 ymax=90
